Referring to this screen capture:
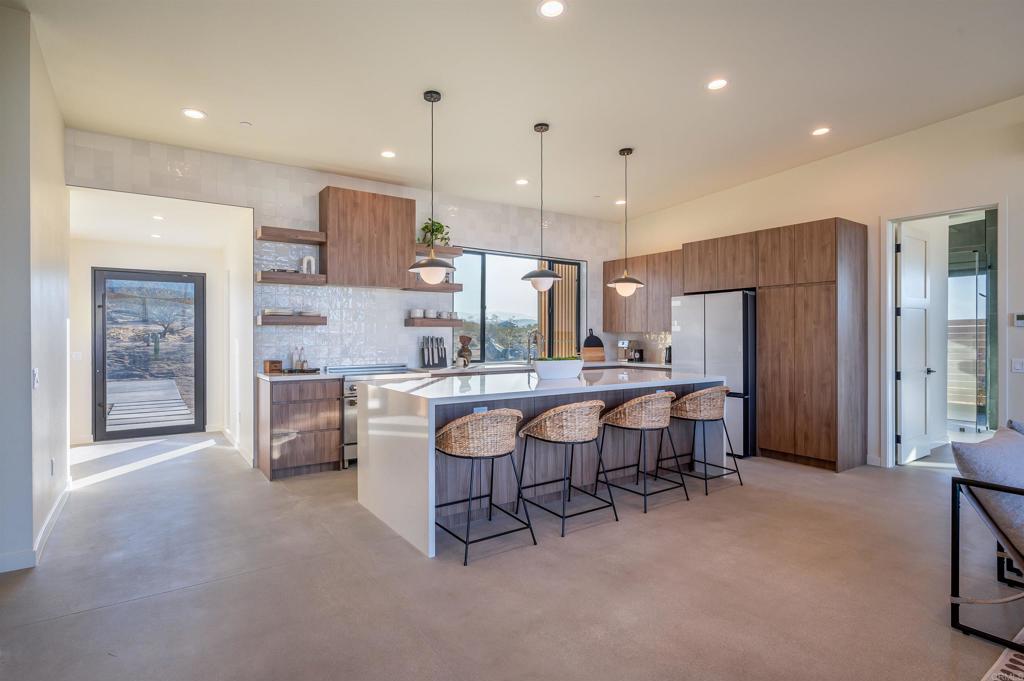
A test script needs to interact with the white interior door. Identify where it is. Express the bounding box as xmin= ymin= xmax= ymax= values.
xmin=897 ymin=221 xmax=946 ymax=463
